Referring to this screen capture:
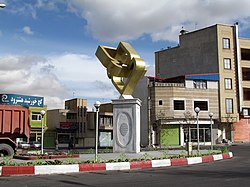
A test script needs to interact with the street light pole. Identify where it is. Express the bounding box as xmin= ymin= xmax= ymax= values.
xmin=209 ymin=112 xmax=214 ymax=150
xmin=40 ymin=110 xmax=46 ymax=155
xmin=194 ymin=107 xmax=200 ymax=153
xmin=94 ymin=101 xmax=101 ymax=162
xmin=0 ymin=3 xmax=6 ymax=8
